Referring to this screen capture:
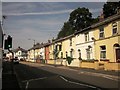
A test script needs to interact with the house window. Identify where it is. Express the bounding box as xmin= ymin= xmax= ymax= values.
xmin=19 ymin=51 xmax=21 ymax=55
xmin=99 ymin=26 xmax=104 ymax=38
xmin=86 ymin=48 xmax=90 ymax=60
xmin=59 ymin=45 xmax=62 ymax=51
xmin=70 ymin=38 xmax=72 ymax=46
xmin=85 ymin=32 xmax=89 ymax=42
xmin=100 ymin=46 xmax=106 ymax=59
xmin=112 ymin=22 xmax=117 ymax=35
xmin=70 ymin=51 xmax=73 ymax=58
